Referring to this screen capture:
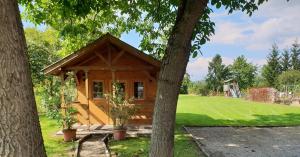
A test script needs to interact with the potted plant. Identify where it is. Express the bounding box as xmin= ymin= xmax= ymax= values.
xmin=58 ymin=106 xmax=77 ymax=142
xmin=106 ymin=83 xmax=139 ymax=140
